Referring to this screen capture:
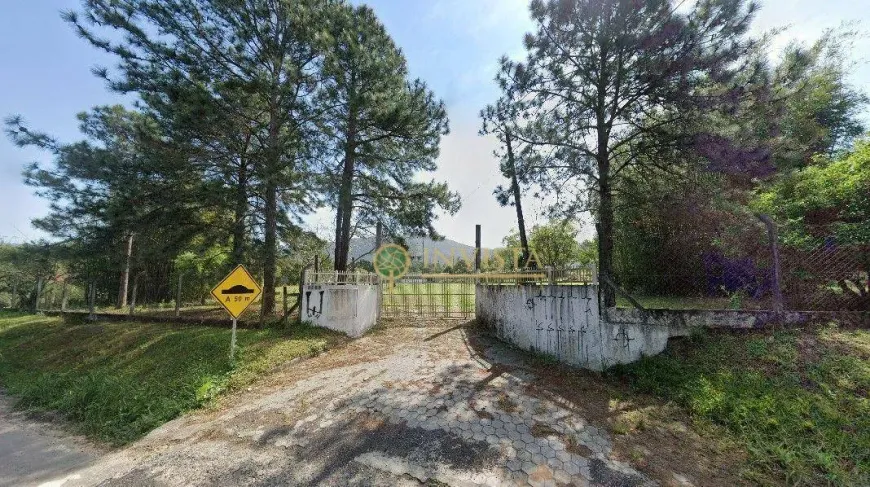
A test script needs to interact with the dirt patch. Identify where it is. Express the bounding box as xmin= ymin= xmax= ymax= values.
xmin=464 ymin=326 xmax=748 ymax=487
xmin=565 ymin=436 xmax=594 ymax=457
xmin=529 ymin=423 xmax=558 ymax=438
xmin=495 ymin=393 xmax=518 ymax=413
xmin=474 ymin=410 xmax=495 ymax=421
